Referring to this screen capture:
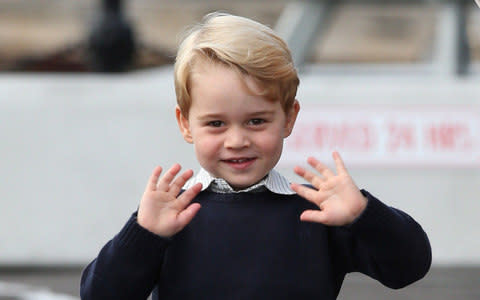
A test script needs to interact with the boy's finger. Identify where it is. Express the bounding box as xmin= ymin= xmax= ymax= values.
xmin=291 ymin=183 xmax=325 ymax=206
xmin=176 ymin=183 xmax=203 ymax=210
xmin=146 ymin=166 xmax=163 ymax=191
xmin=300 ymin=209 xmax=328 ymax=224
xmin=332 ymin=151 xmax=348 ymax=175
xmin=169 ymin=169 xmax=194 ymax=197
xmin=157 ymin=164 xmax=181 ymax=191
xmin=177 ymin=203 xmax=201 ymax=227
xmin=307 ymin=157 xmax=335 ymax=178
xmin=293 ymin=166 xmax=324 ymax=189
